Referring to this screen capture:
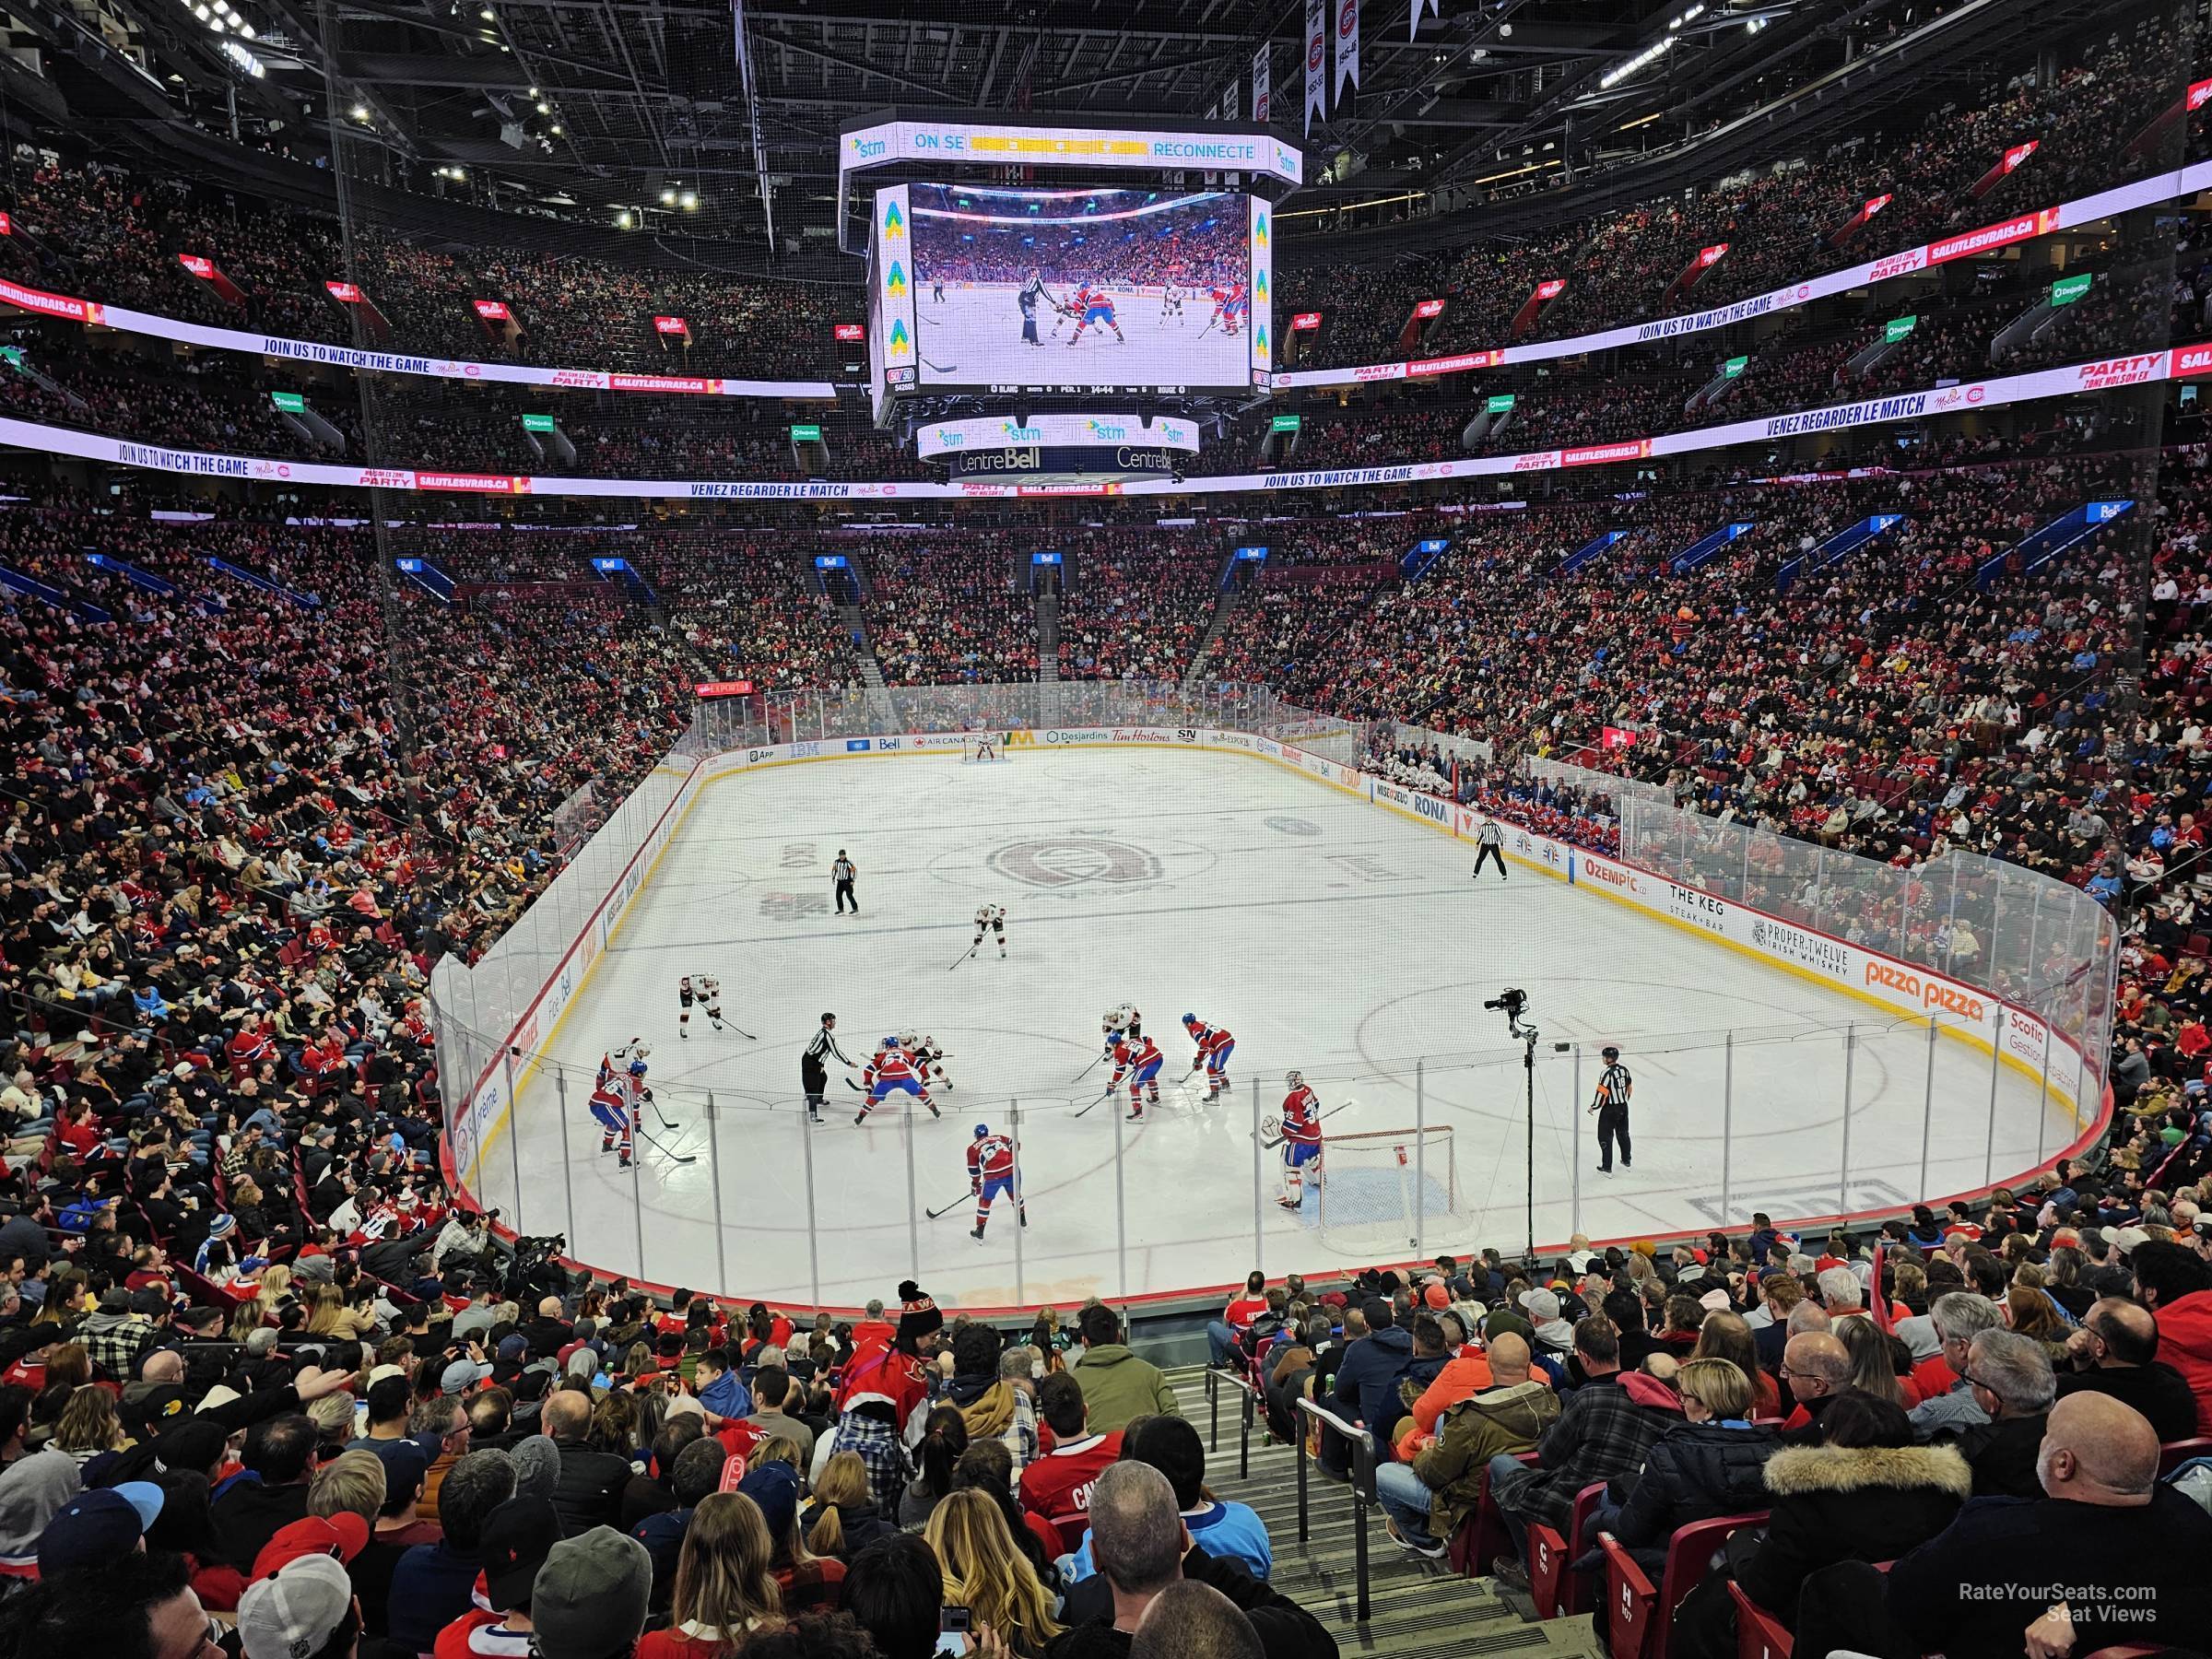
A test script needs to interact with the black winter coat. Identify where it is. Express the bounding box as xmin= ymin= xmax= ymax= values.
xmin=1612 ymin=1420 xmax=1782 ymax=1566
xmin=1735 ymin=1441 xmax=1971 ymax=1624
